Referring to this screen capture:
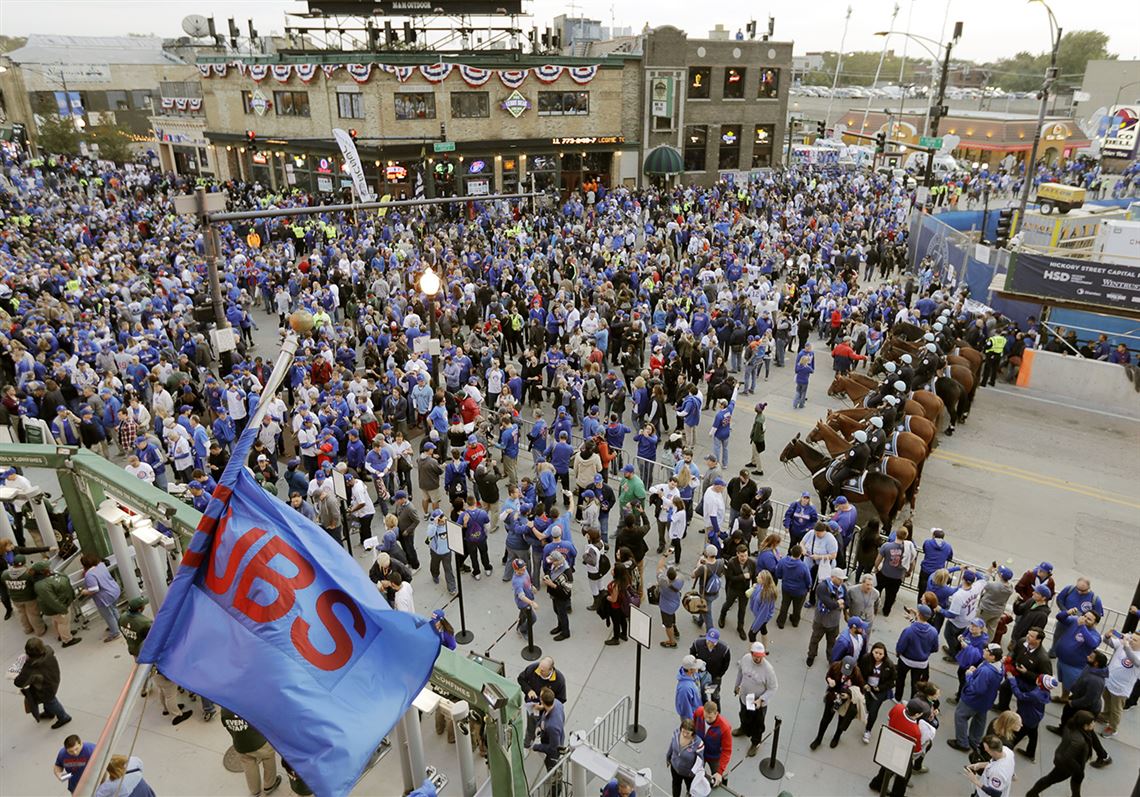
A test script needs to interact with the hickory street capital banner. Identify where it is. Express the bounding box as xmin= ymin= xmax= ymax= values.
xmin=1005 ymin=252 xmax=1140 ymax=312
